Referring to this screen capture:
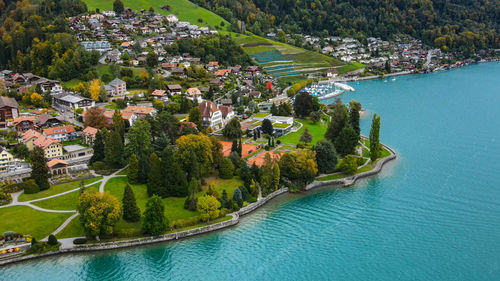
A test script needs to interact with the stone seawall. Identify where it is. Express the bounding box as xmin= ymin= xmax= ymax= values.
xmin=306 ymin=144 xmax=396 ymax=190
xmin=238 ymin=188 xmax=289 ymax=216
